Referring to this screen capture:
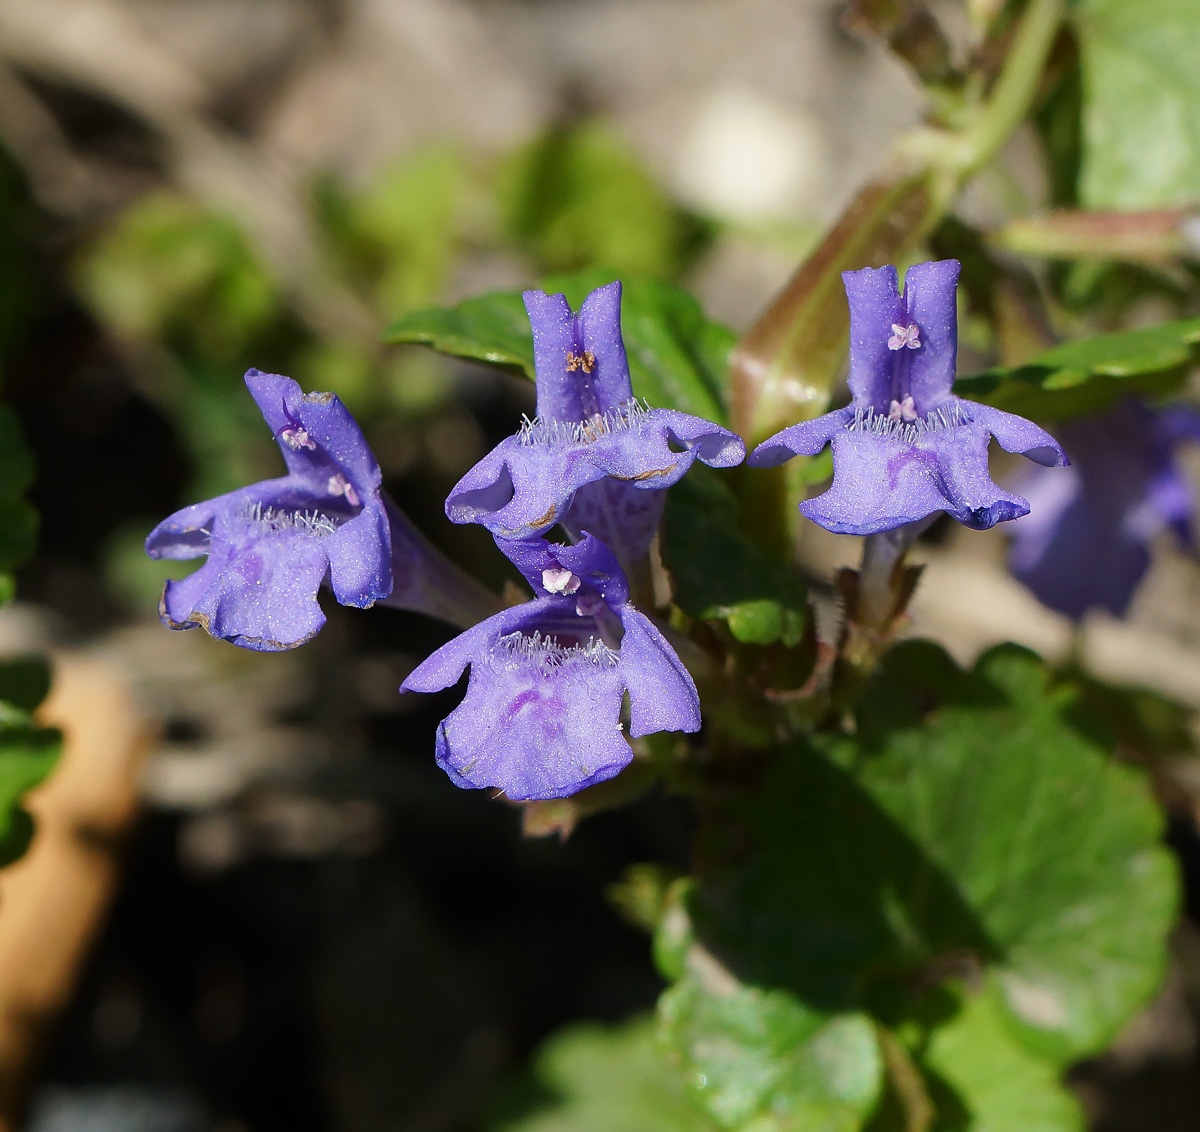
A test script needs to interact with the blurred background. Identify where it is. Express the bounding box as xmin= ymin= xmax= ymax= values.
xmin=2 ymin=0 xmax=1200 ymax=1129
